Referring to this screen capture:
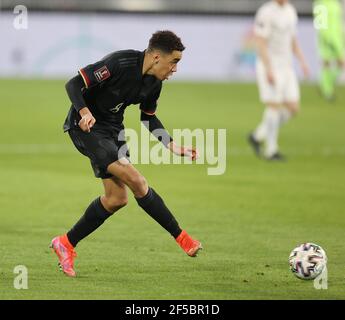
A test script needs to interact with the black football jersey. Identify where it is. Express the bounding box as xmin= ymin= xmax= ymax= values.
xmin=64 ymin=50 xmax=162 ymax=131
